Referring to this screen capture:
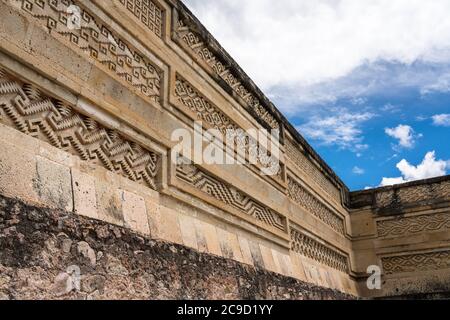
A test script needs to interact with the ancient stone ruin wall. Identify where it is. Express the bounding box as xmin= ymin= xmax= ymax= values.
xmin=350 ymin=176 xmax=450 ymax=298
xmin=2 ymin=0 xmax=449 ymax=300
xmin=0 ymin=0 xmax=357 ymax=298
